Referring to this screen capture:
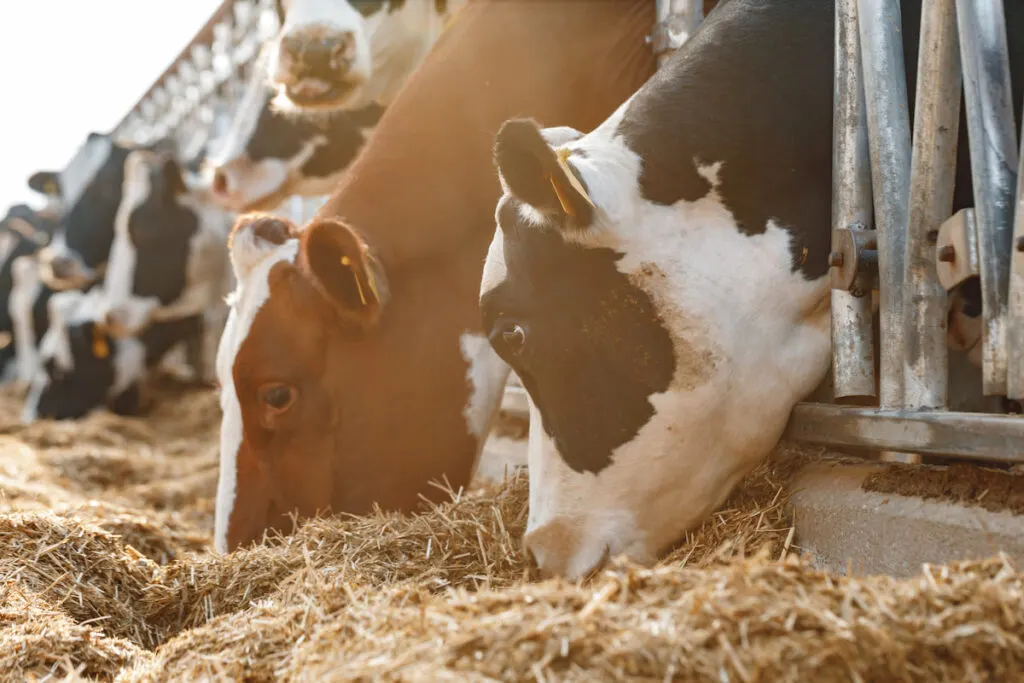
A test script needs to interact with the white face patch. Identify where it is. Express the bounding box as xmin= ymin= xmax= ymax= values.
xmin=479 ymin=217 xmax=508 ymax=298
xmin=214 ymin=237 xmax=299 ymax=554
